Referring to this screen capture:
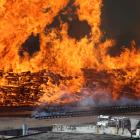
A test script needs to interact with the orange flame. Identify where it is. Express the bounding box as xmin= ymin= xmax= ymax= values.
xmin=0 ymin=0 xmax=139 ymax=106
